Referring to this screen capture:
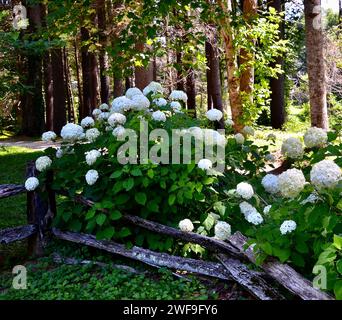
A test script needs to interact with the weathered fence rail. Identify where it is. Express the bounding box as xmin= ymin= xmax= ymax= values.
xmin=0 ymin=162 xmax=334 ymax=300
